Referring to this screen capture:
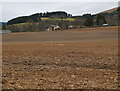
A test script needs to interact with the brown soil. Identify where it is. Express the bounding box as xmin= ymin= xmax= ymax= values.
xmin=2 ymin=26 xmax=119 ymax=89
